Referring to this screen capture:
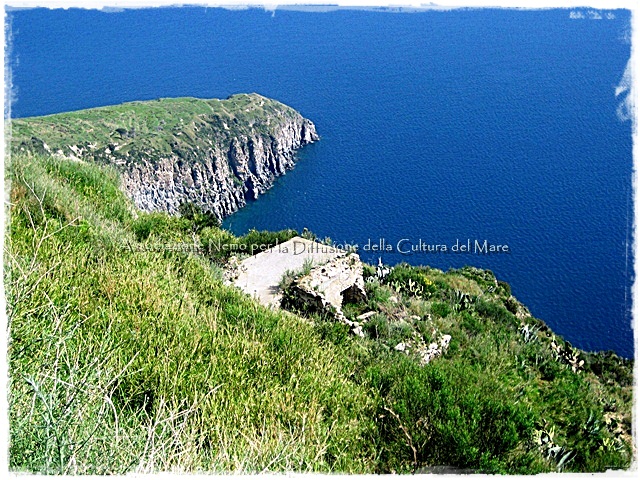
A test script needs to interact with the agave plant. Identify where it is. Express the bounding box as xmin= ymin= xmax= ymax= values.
xmin=533 ymin=425 xmax=575 ymax=471
xmin=451 ymin=289 xmax=473 ymax=312
xmin=519 ymin=323 xmax=541 ymax=343
xmin=583 ymin=412 xmax=601 ymax=437
xmin=376 ymin=257 xmax=391 ymax=280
